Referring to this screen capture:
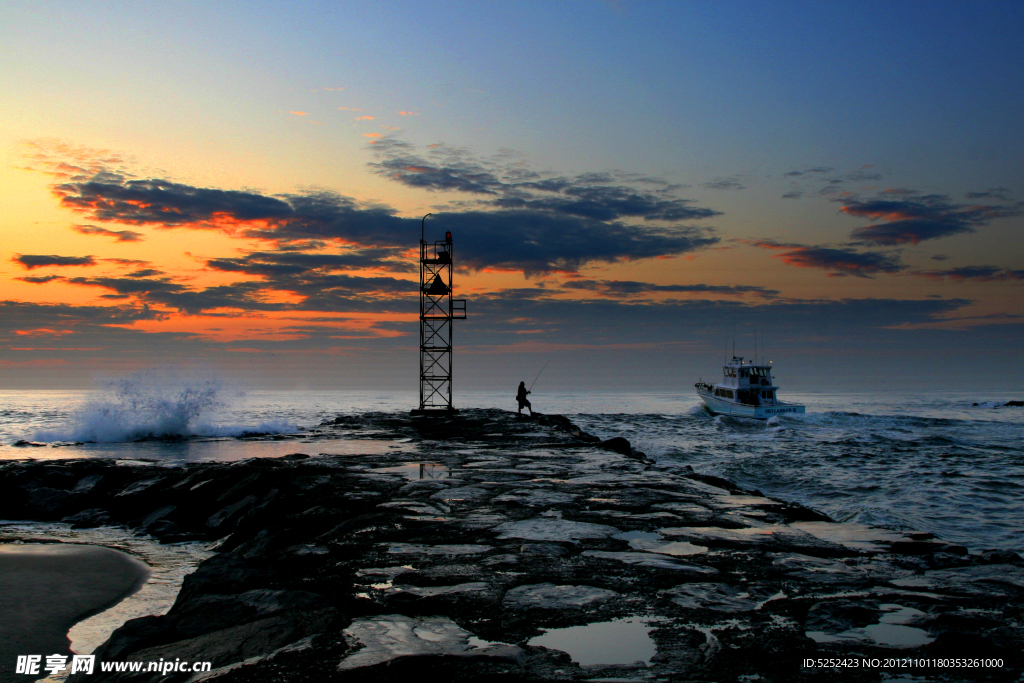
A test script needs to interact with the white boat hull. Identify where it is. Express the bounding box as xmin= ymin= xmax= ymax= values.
xmin=698 ymin=393 xmax=805 ymax=419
